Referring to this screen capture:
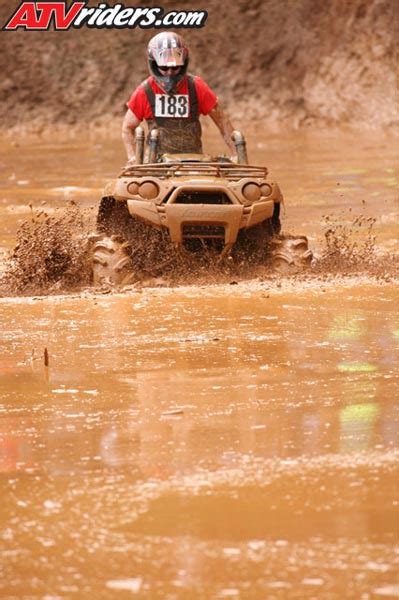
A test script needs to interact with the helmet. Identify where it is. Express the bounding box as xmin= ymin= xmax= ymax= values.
xmin=148 ymin=32 xmax=189 ymax=94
